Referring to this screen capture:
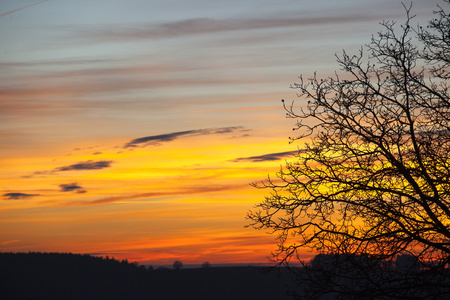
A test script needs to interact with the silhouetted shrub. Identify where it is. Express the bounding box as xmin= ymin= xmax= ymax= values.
xmin=173 ymin=260 xmax=183 ymax=270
